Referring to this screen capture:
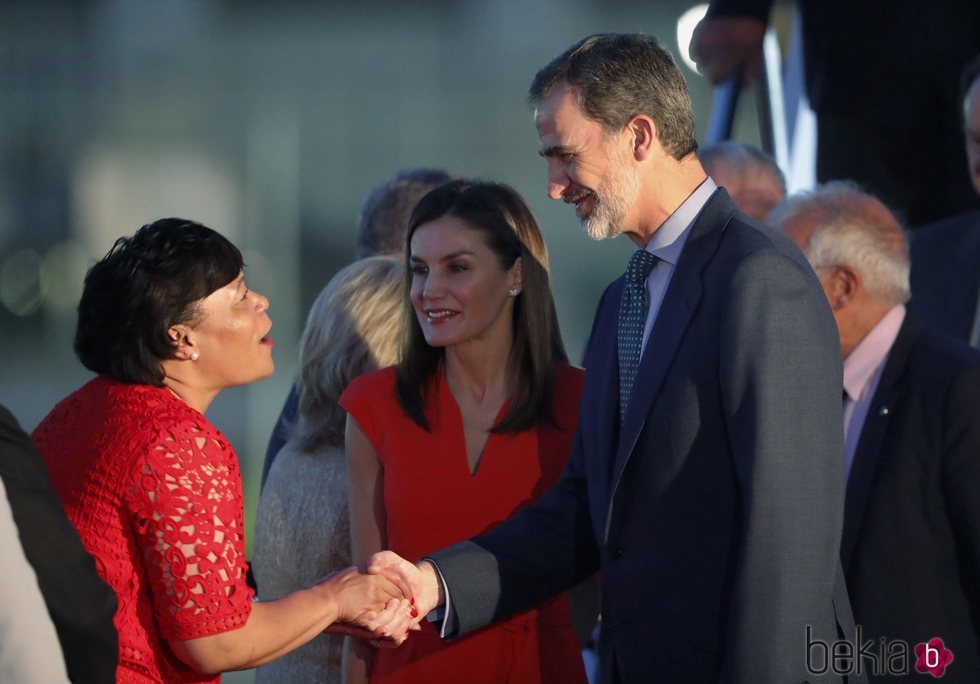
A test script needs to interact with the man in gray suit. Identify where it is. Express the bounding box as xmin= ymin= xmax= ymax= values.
xmin=370 ymin=34 xmax=857 ymax=683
